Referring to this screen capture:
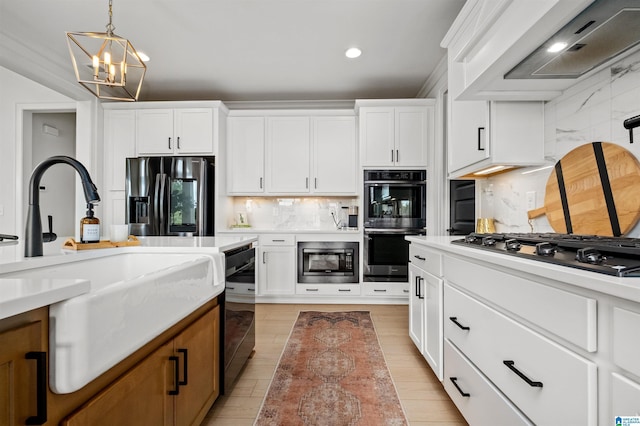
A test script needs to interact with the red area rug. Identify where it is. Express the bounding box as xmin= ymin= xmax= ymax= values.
xmin=255 ymin=311 xmax=408 ymax=426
